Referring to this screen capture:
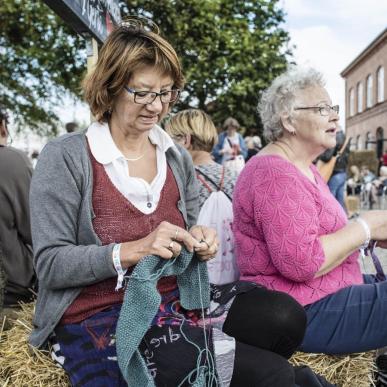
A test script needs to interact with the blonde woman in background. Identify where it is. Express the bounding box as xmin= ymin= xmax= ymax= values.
xmin=166 ymin=109 xmax=237 ymax=206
